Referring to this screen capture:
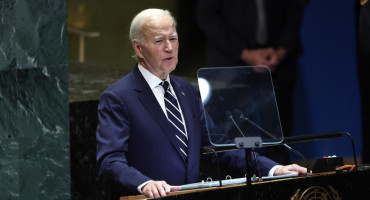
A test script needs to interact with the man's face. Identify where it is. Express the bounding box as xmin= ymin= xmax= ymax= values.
xmin=133 ymin=15 xmax=179 ymax=80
